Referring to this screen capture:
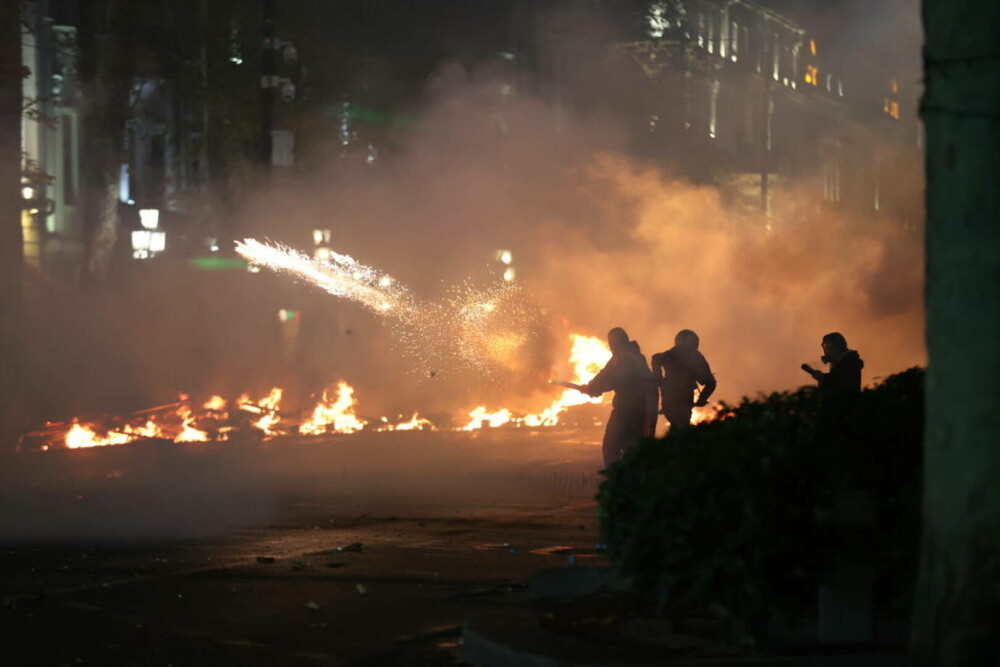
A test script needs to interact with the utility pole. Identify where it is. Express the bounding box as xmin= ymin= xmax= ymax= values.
xmin=260 ymin=0 xmax=276 ymax=167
